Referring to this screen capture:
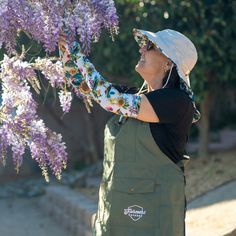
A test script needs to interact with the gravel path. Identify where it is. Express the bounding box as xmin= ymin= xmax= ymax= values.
xmin=186 ymin=180 xmax=236 ymax=236
xmin=0 ymin=197 xmax=69 ymax=236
